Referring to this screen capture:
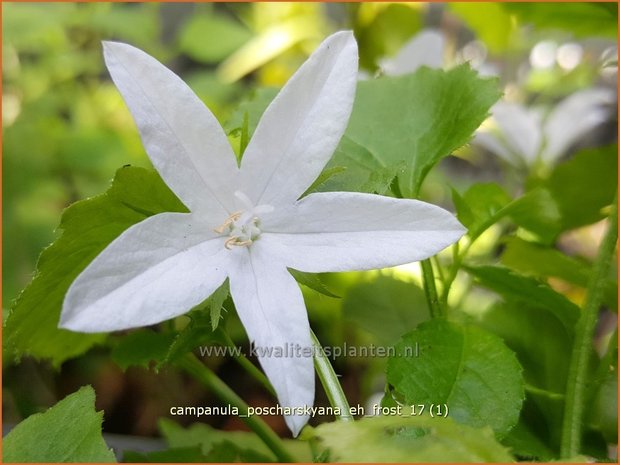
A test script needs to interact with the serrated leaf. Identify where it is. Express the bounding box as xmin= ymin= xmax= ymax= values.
xmin=341 ymin=65 xmax=501 ymax=197
xmin=464 ymin=265 xmax=580 ymax=331
xmin=111 ymin=330 xmax=176 ymax=371
xmin=387 ymin=319 xmax=524 ymax=436
xmin=312 ymin=415 xmax=514 ymax=462
xmin=3 ymin=386 xmax=116 ymax=463
xmin=342 ymin=274 xmax=428 ymax=345
xmin=4 ymin=166 xmax=186 ymax=367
